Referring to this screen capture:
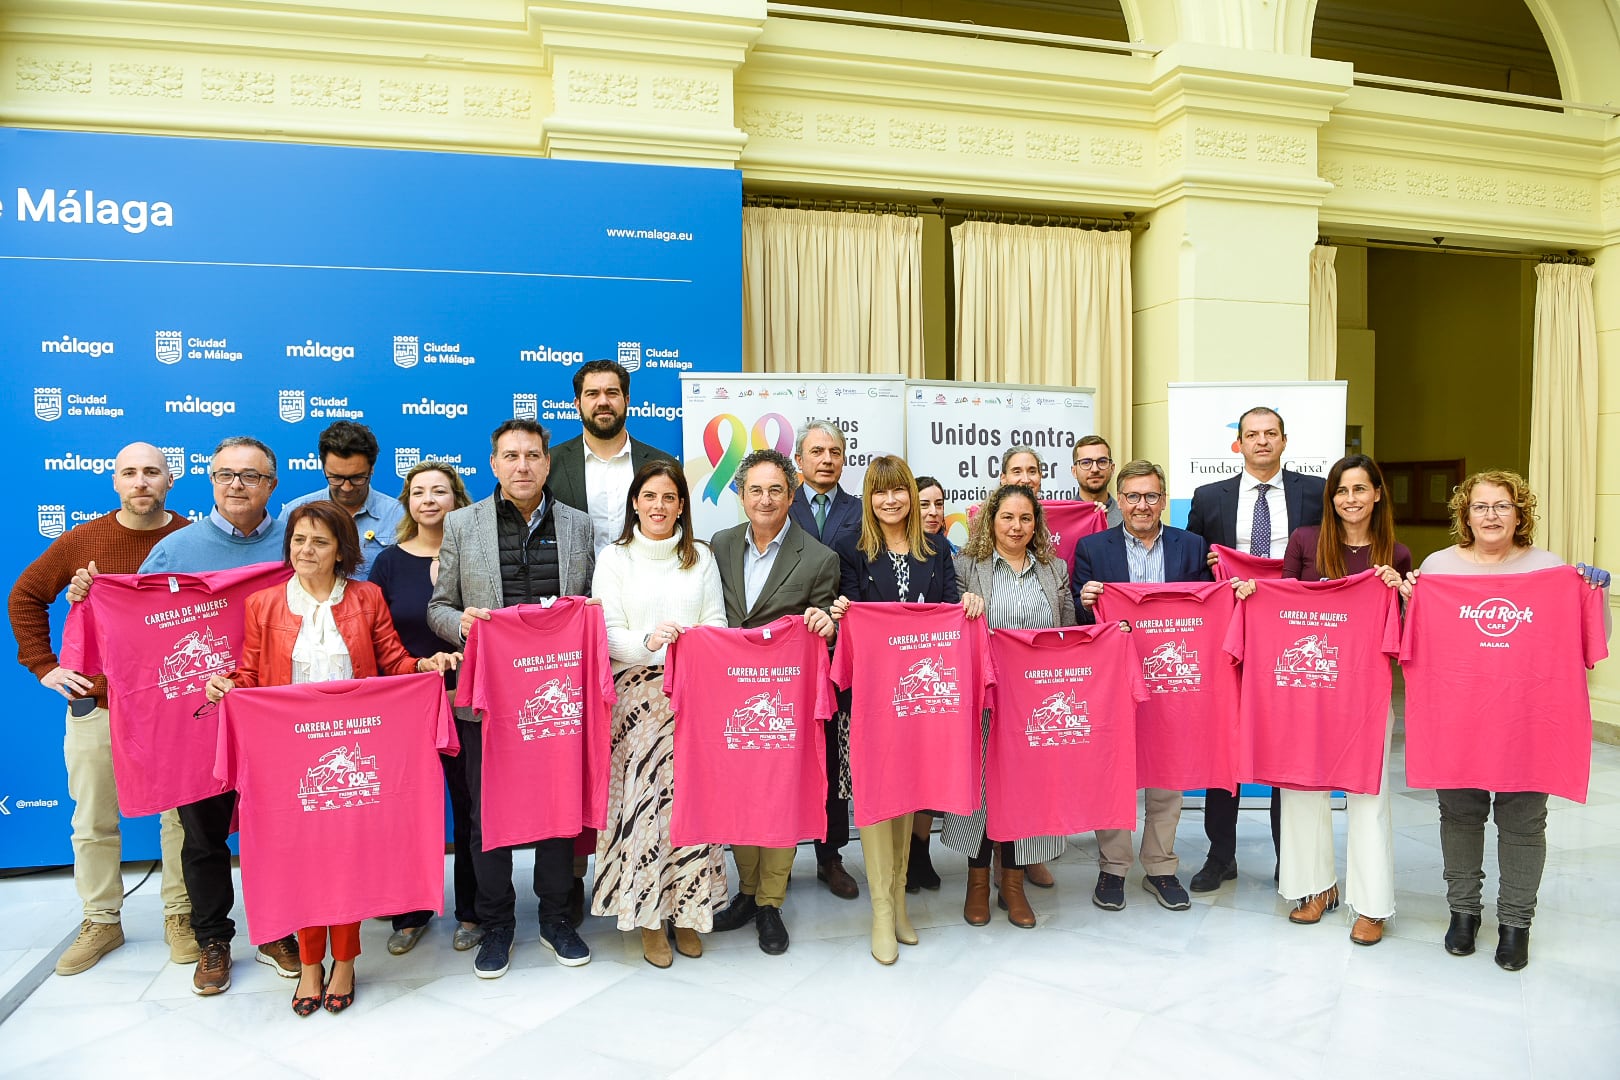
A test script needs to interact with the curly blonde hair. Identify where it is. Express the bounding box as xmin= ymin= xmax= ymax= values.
xmin=1448 ymin=469 xmax=1537 ymax=549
